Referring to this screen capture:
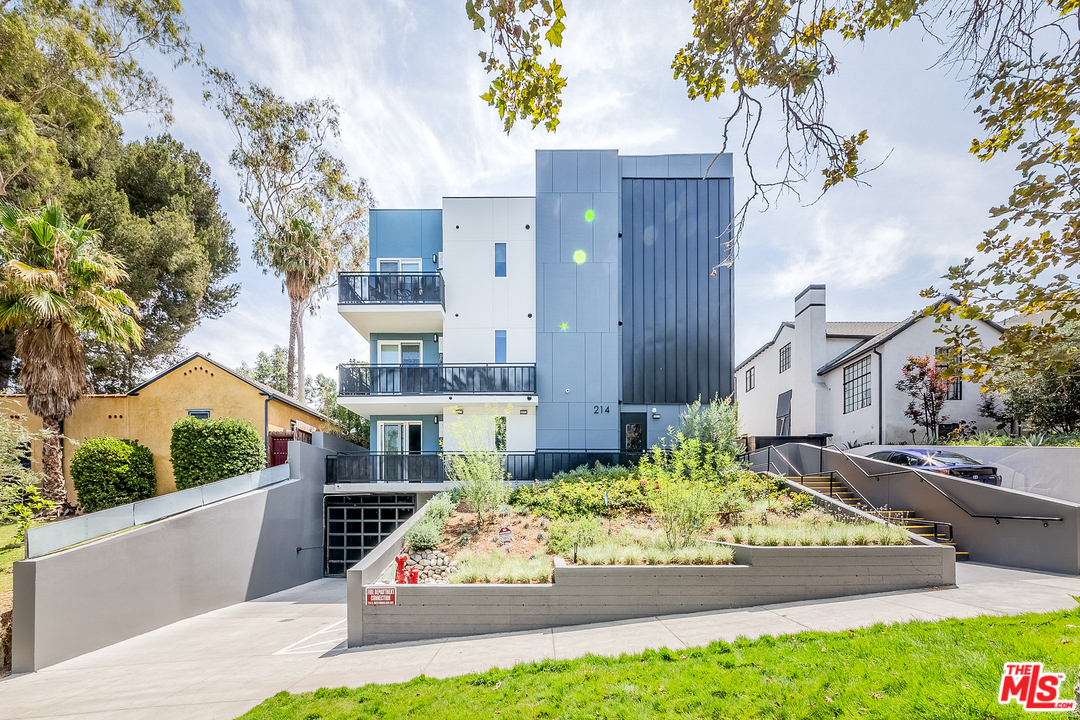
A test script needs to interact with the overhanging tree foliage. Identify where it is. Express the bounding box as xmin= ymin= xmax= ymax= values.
xmin=468 ymin=1 xmax=1080 ymax=350
xmin=0 ymin=0 xmax=197 ymax=206
xmin=206 ymin=69 xmax=374 ymax=406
